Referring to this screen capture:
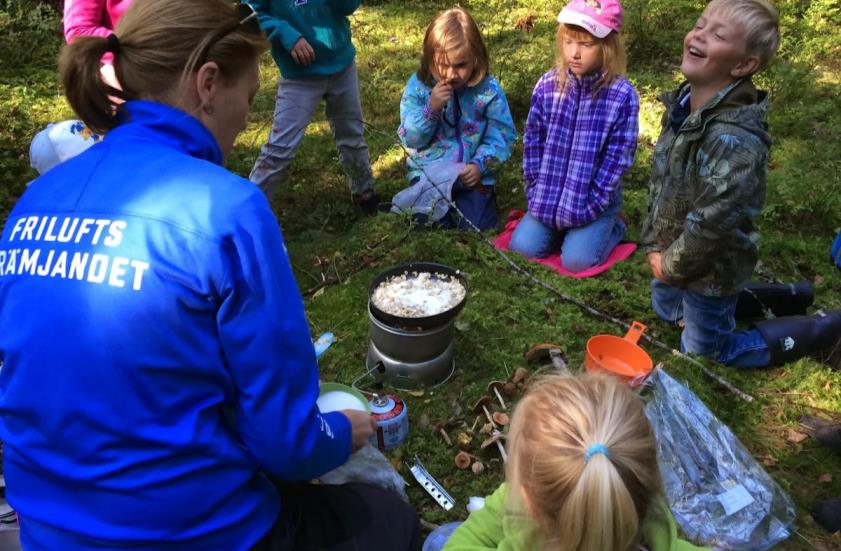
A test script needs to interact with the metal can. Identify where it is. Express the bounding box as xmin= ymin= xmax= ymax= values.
xmin=369 ymin=394 xmax=409 ymax=451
